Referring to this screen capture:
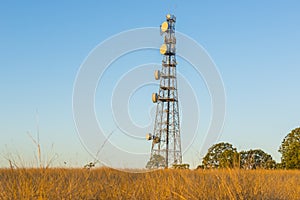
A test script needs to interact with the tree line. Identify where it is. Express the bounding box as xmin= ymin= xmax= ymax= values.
xmin=198 ymin=127 xmax=300 ymax=170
